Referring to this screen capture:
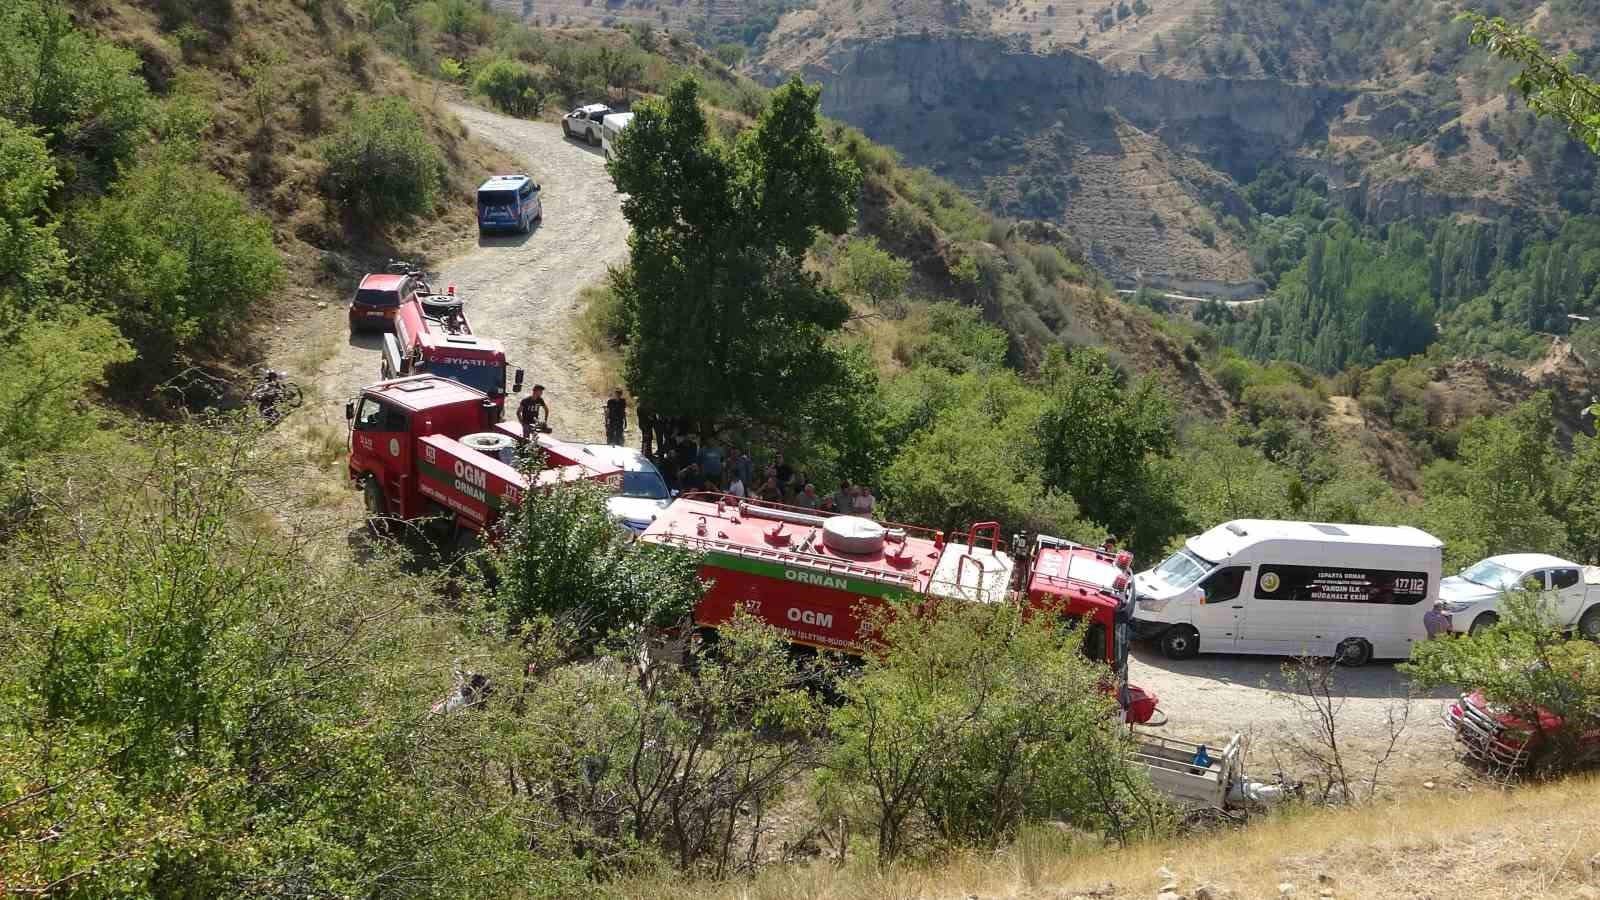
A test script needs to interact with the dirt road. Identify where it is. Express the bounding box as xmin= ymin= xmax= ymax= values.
xmin=1130 ymin=647 xmax=1460 ymax=791
xmin=296 ymin=104 xmax=628 ymax=444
